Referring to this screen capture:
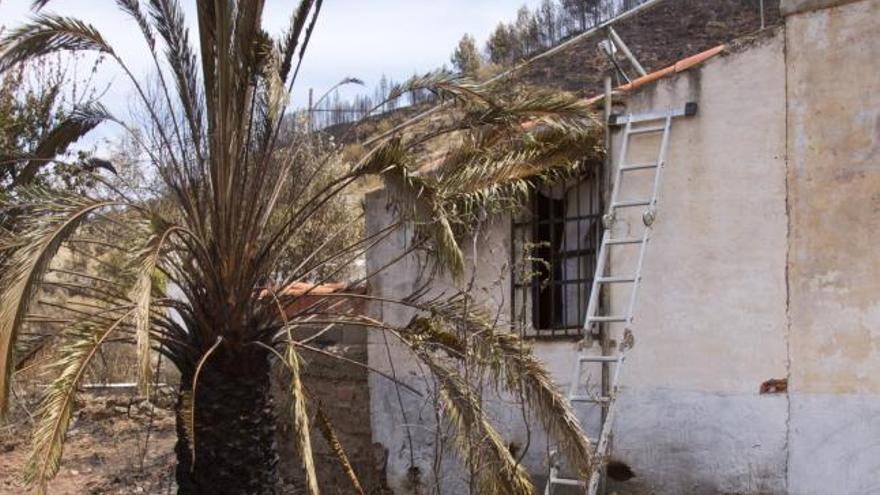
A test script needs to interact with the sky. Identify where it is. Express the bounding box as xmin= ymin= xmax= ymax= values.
xmin=0 ymin=0 xmax=541 ymax=150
